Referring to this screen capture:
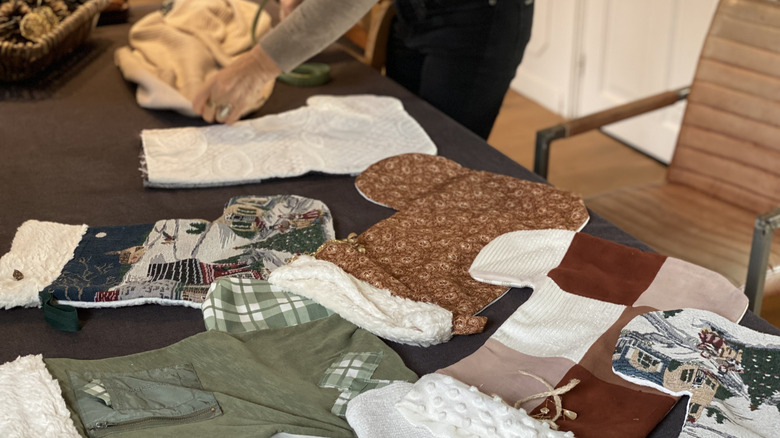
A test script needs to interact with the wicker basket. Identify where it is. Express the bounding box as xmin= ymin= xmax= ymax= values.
xmin=0 ymin=0 xmax=110 ymax=82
